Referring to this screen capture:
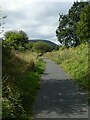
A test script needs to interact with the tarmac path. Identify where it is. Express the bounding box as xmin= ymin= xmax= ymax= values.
xmin=33 ymin=58 xmax=88 ymax=119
